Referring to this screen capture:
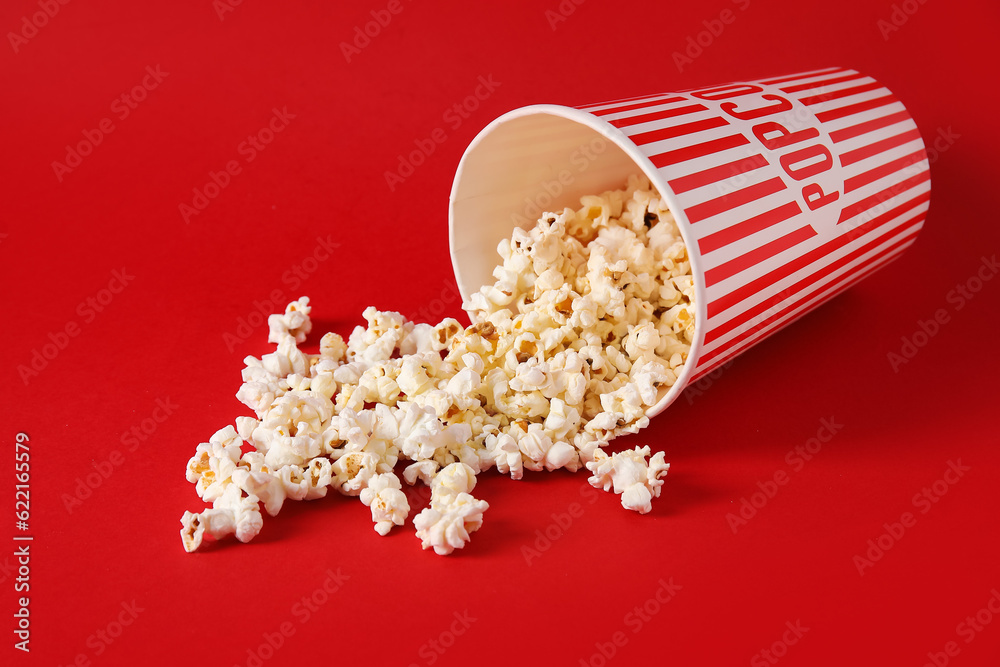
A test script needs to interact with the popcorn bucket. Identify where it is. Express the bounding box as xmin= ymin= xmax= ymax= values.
xmin=449 ymin=66 xmax=930 ymax=416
